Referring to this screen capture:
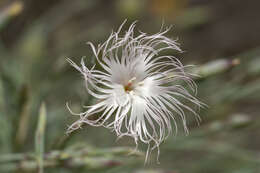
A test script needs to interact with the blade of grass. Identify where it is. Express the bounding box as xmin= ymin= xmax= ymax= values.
xmin=35 ymin=103 xmax=46 ymax=173
xmin=15 ymin=86 xmax=31 ymax=150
